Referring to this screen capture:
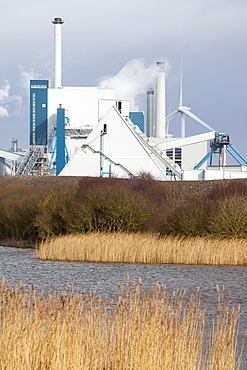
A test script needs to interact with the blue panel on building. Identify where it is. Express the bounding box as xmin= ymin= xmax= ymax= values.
xmin=129 ymin=112 xmax=144 ymax=132
xmin=30 ymin=80 xmax=48 ymax=146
